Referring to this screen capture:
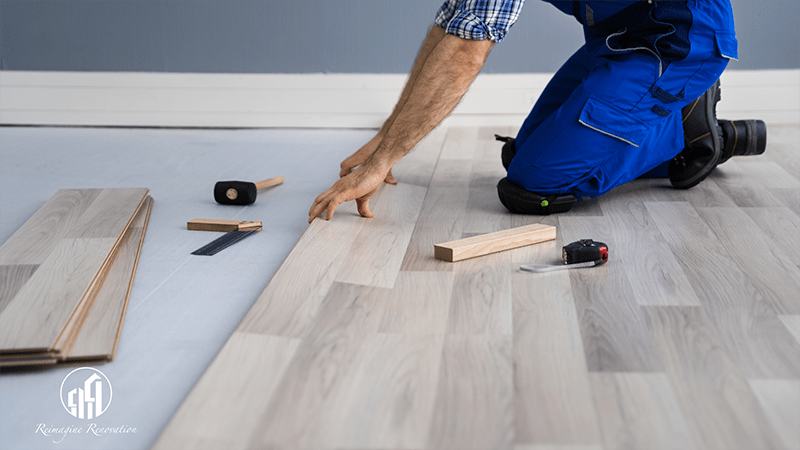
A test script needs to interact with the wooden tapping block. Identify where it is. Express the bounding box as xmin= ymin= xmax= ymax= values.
xmin=434 ymin=223 xmax=556 ymax=262
xmin=187 ymin=219 xmax=263 ymax=232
